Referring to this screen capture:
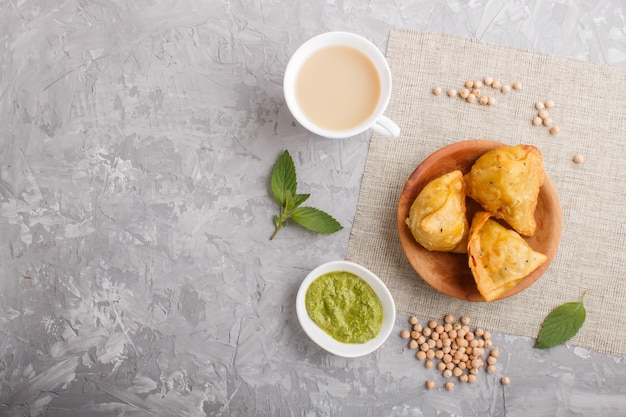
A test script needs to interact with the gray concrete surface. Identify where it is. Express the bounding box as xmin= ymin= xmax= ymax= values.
xmin=0 ymin=1 xmax=625 ymax=416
